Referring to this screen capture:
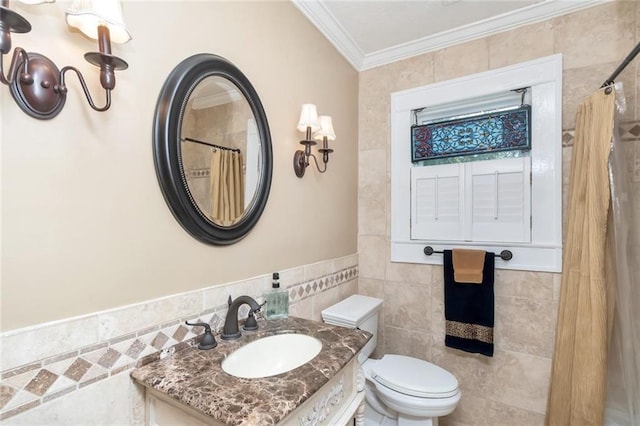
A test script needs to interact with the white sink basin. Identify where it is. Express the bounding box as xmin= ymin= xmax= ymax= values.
xmin=222 ymin=333 xmax=322 ymax=379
